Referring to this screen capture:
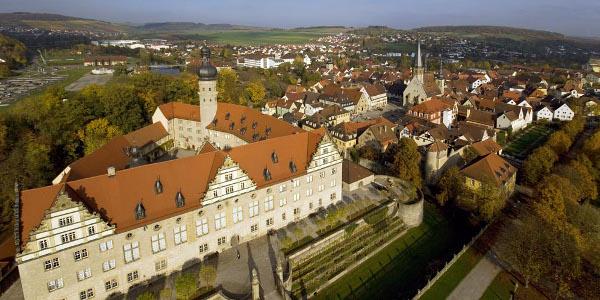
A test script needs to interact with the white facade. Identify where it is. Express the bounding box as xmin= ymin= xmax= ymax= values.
xmin=553 ymin=103 xmax=575 ymax=121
